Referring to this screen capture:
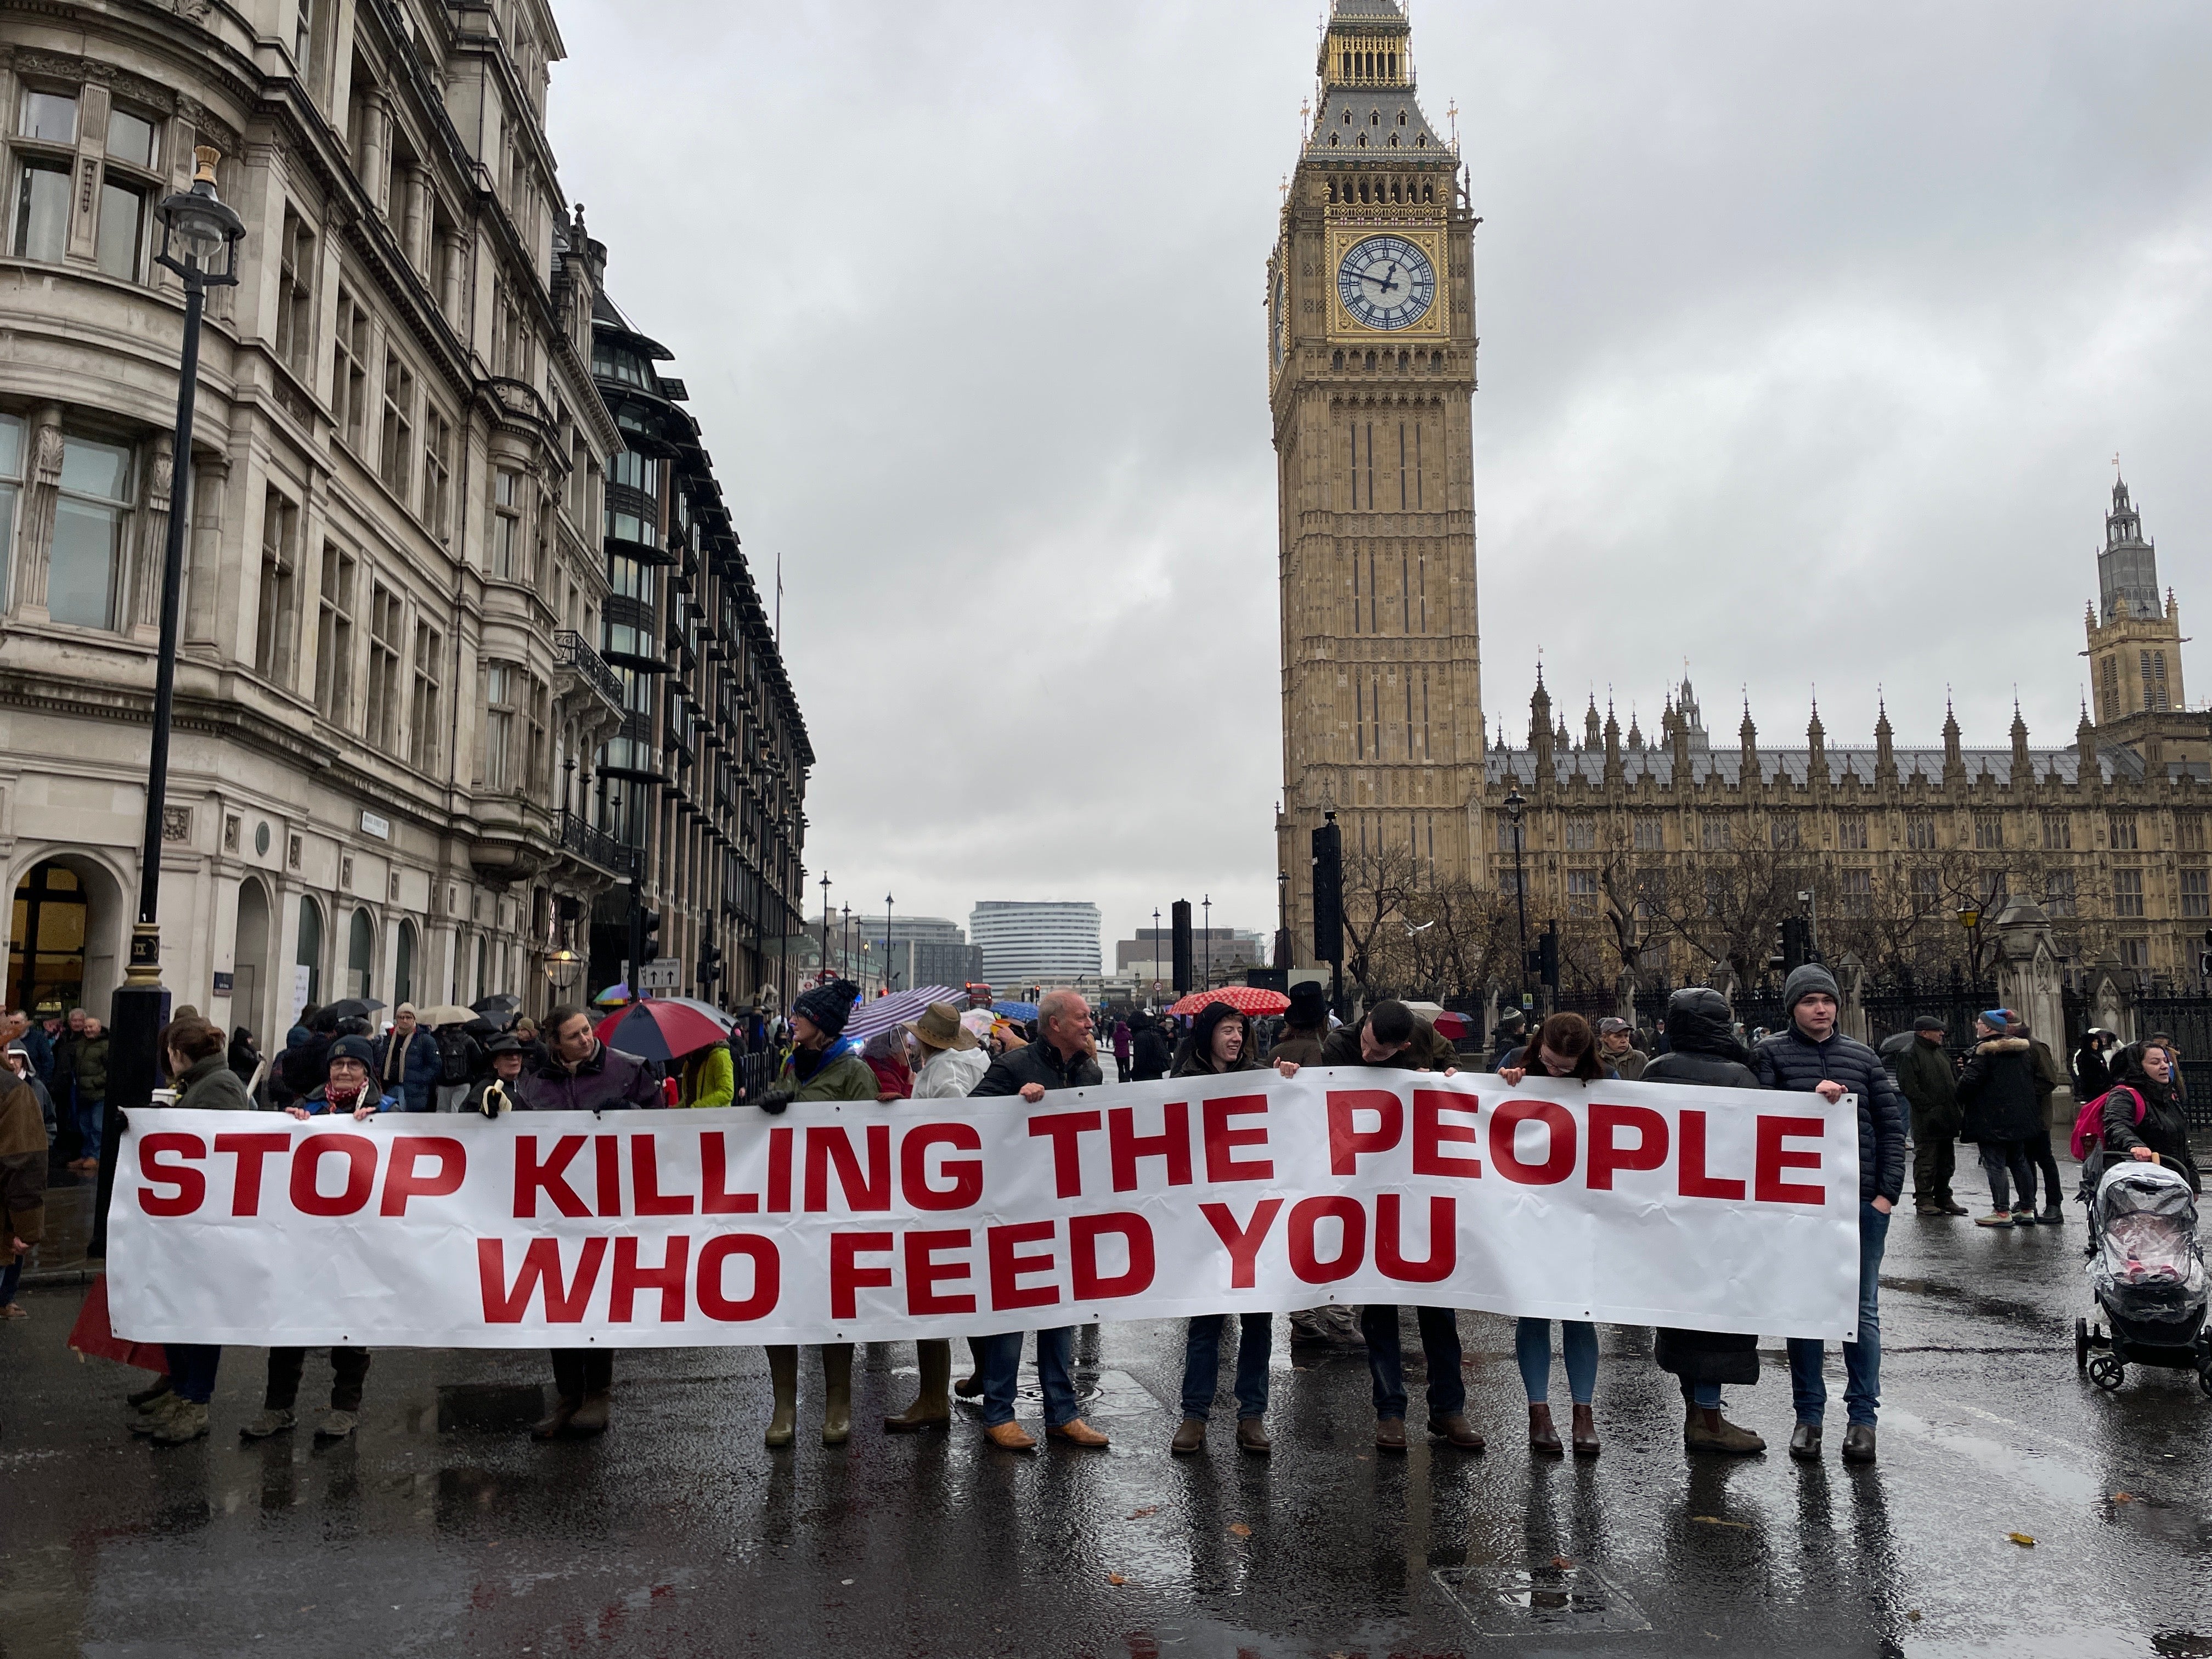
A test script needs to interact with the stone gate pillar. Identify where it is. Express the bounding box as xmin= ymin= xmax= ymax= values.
xmin=1992 ymin=898 xmax=2072 ymax=1128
